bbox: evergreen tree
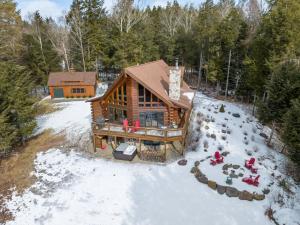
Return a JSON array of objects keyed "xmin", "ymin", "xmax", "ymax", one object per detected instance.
[{"xmin": 282, "ymin": 98, "xmax": 300, "ymax": 165}]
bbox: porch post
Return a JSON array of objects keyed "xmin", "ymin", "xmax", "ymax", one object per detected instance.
[{"xmin": 93, "ymin": 135, "xmax": 96, "ymax": 153}]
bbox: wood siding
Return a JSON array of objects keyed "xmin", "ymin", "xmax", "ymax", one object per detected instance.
[
  {"xmin": 91, "ymin": 76, "xmax": 184, "ymax": 127},
  {"xmin": 49, "ymin": 85, "xmax": 96, "ymax": 98}
]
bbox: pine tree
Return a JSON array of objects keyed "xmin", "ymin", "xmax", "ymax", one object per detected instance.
[{"xmin": 282, "ymin": 98, "xmax": 300, "ymax": 165}]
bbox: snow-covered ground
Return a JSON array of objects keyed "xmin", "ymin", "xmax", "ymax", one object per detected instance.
[{"xmin": 2, "ymin": 93, "xmax": 300, "ymax": 225}]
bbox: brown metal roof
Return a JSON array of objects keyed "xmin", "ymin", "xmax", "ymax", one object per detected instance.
[
  {"xmin": 88, "ymin": 60, "xmax": 194, "ymax": 109},
  {"xmin": 48, "ymin": 71, "xmax": 97, "ymax": 86}
]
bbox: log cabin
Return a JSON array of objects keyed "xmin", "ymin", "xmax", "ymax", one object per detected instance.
[
  {"xmin": 48, "ymin": 70, "xmax": 97, "ymax": 98},
  {"xmin": 88, "ymin": 60, "xmax": 195, "ymax": 162}
]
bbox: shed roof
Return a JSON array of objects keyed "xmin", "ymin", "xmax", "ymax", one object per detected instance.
[
  {"xmin": 48, "ymin": 72, "xmax": 97, "ymax": 86},
  {"xmin": 88, "ymin": 60, "xmax": 194, "ymax": 109}
]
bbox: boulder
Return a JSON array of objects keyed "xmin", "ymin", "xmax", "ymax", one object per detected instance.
[
  {"xmin": 190, "ymin": 167, "xmax": 199, "ymax": 174},
  {"xmin": 229, "ymin": 173, "xmax": 239, "ymax": 179},
  {"xmin": 259, "ymin": 132, "xmax": 268, "ymax": 139},
  {"xmin": 194, "ymin": 161, "xmax": 200, "ymax": 167},
  {"xmin": 262, "ymin": 189, "xmax": 270, "ymax": 195},
  {"xmin": 222, "ymin": 164, "xmax": 232, "ymax": 170},
  {"xmin": 217, "ymin": 185, "xmax": 226, "ymax": 195},
  {"xmin": 226, "ymin": 187, "xmax": 239, "ymax": 198},
  {"xmin": 211, "ymin": 134, "xmax": 216, "ymax": 139},
  {"xmin": 223, "ymin": 170, "xmax": 229, "ymax": 175},
  {"xmin": 196, "ymin": 175, "xmax": 208, "ymax": 184},
  {"xmin": 207, "ymin": 180, "xmax": 217, "ymax": 190},
  {"xmin": 221, "ymin": 151, "xmax": 230, "ymax": 157},
  {"xmin": 253, "ymin": 193, "xmax": 265, "ymax": 201},
  {"xmin": 232, "ymin": 113, "xmax": 241, "ymax": 118},
  {"xmin": 239, "ymin": 191, "xmax": 253, "ymax": 201},
  {"xmin": 178, "ymin": 159, "xmax": 187, "ymax": 166},
  {"xmin": 232, "ymin": 165, "xmax": 240, "ymax": 169}
]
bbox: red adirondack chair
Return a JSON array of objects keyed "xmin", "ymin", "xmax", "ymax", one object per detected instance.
[
  {"xmin": 131, "ymin": 120, "xmax": 140, "ymax": 132},
  {"xmin": 242, "ymin": 175, "xmax": 260, "ymax": 187},
  {"xmin": 123, "ymin": 118, "xmax": 129, "ymax": 131},
  {"xmin": 210, "ymin": 151, "xmax": 224, "ymax": 165},
  {"xmin": 245, "ymin": 157, "xmax": 258, "ymax": 173}
]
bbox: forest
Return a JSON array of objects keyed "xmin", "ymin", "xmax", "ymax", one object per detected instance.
[{"xmin": 0, "ymin": 0, "xmax": 299, "ymax": 165}]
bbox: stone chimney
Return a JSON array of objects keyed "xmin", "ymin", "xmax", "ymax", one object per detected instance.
[{"xmin": 169, "ymin": 59, "xmax": 181, "ymax": 101}]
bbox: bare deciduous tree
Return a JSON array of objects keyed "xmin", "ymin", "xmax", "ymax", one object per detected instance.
[
  {"xmin": 112, "ymin": 0, "xmax": 147, "ymax": 33},
  {"xmin": 47, "ymin": 16, "xmax": 71, "ymax": 71},
  {"xmin": 28, "ymin": 12, "xmax": 47, "ymax": 66},
  {"xmin": 68, "ymin": 7, "xmax": 86, "ymax": 71},
  {"xmin": 180, "ymin": 4, "xmax": 196, "ymax": 34},
  {"xmin": 161, "ymin": 2, "xmax": 181, "ymax": 37}
]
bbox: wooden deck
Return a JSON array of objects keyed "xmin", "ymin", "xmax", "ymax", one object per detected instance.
[{"xmin": 93, "ymin": 123, "xmax": 187, "ymax": 142}]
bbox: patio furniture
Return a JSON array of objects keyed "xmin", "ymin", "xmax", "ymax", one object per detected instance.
[
  {"xmin": 245, "ymin": 157, "xmax": 258, "ymax": 173},
  {"xmin": 210, "ymin": 151, "xmax": 224, "ymax": 165},
  {"xmin": 242, "ymin": 175, "xmax": 260, "ymax": 187},
  {"xmin": 113, "ymin": 143, "xmax": 137, "ymax": 161}
]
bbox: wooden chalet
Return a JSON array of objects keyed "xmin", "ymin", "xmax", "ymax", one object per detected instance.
[
  {"xmin": 87, "ymin": 60, "xmax": 194, "ymax": 162},
  {"xmin": 48, "ymin": 71, "xmax": 97, "ymax": 98}
]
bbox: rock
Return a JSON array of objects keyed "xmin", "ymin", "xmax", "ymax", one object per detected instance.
[
  {"xmin": 194, "ymin": 161, "xmax": 200, "ymax": 167},
  {"xmin": 222, "ymin": 124, "xmax": 226, "ymax": 127},
  {"xmin": 178, "ymin": 159, "xmax": 187, "ymax": 166},
  {"xmin": 200, "ymin": 159, "xmax": 205, "ymax": 162},
  {"xmin": 217, "ymin": 185, "xmax": 226, "ymax": 195},
  {"xmin": 205, "ymin": 125, "xmax": 209, "ymax": 130},
  {"xmin": 222, "ymin": 129, "xmax": 227, "ymax": 133},
  {"xmin": 211, "ymin": 134, "xmax": 216, "ymax": 139},
  {"xmin": 204, "ymin": 149, "xmax": 208, "ymax": 152},
  {"xmin": 221, "ymin": 135, "xmax": 227, "ymax": 140},
  {"xmin": 253, "ymin": 193, "xmax": 265, "ymax": 201},
  {"xmin": 239, "ymin": 191, "xmax": 253, "ymax": 201},
  {"xmin": 259, "ymin": 132, "xmax": 268, "ymax": 139},
  {"xmin": 223, "ymin": 170, "xmax": 229, "ymax": 175},
  {"xmin": 221, "ymin": 151, "xmax": 230, "ymax": 157},
  {"xmin": 232, "ymin": 165, "xmax": 240, "ymax": 169},
  {"xmin": 262, "ymin": 189, "xmax": 270, "ymax": 195},
  {"xmin": 226, "ymin": 187, "xmax": 239, "ymax": 197},
  {"xmin": 232, "ymin": 113, "xmax": 241, "ymax": 118},
  {"xmin": 196, "ymin": 175, "xmax": 208, "ymax": 184},
  {"xmin": 190, "ymin": 167, "xmax": 199, "ymax": 174},
  {"xmin": 238, "ymin": 173, "xmax": 244, "ymax": 177},
  {"xmin": 222, "ymin": 164, "xmax": 232, "ymax": 170},
  {"xmin": 208, "ymin": 180, "xmax": 217, "ymax": 190},
  {"xmin": 230, "ymin": 173, "xmax": 239, "ymax": 179},
  {"xmin": 206, "ymin": 156, "xmax": 212, "ymax": 159}
]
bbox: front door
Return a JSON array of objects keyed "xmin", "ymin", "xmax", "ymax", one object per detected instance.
[
  {"xmin": 53, "ymin": 88, "xmax": 64, "ymax": 98},
  {"xmin": 140, "ymin": 112, "xmax": 164, "ymax": 128}
]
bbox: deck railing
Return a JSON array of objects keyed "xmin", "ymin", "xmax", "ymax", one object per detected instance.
[{"xmin": 92, "ymin": 122, "xmax": 186, "ymax": 142}]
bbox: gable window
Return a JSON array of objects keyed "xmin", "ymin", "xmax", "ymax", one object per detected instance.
[
  {"xmin": 138, "ymin": 84, "xmax": 164, "ymax": 107},
  {"xmin": 107, "ymin": 81, "xmax": 127, "ymax": 106},
  {"xmin": 72, "ymin": 88, "xmax": 85, "ymax": 93}
]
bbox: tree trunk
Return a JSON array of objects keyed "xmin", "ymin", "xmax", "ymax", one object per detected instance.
[
  {"xmin": 197, "ymin": 52, "xmax": 203, "ymax": 91},
  {"xmin": 267, "ymin": 121, "xmax": 276, "ymax": 146},
  {"xmin": 225, "ymin": 49, "xmax": 232, "ymax": 99}
]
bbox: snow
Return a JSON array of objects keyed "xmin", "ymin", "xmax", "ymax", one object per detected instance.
[
  {"xmin": 3, "ymin": 92, "xmax": 300, "ymax": 225},
  {"xmin": 35, "ymin": 101, "xmax": 91, "ymax": 144},
  {"xmin": 183, "ymin": 92, "xmax": 195, "ymax": 102}
]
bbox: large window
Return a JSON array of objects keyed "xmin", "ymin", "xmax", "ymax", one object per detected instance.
[
  {"xmin": 72, "ymin": 88, "xmax": 85, "ymax": 93},
  {"xmin": 139, "ymin": 112, "xmax": 164, "ymax": 128},
  {"xmin": 138, "ymin": 84, "xmax": 164, "ymax": 107},
  {"xmin": 108, "ymin": 82, "xmax": 127, "ymax": 106},
  {"xmin": 108, "ymin": 106, "xmax": 127, "ymax": 123}
]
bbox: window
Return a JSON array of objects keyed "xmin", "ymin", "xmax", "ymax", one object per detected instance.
[
  {"xmin": 107, "ymin": 81, "xmax": 127, "ymax": 106},
  {"xmin": 108, "ymin": 106, "xmax": 127, "ymax": 123},
  {"xmin": 138, "ymin": 83, "xmax": 164, "ymax": 108},
  {"xmin": 140, "ymin": 112, "xmax": 164, "ymax": 127},
  {"xmin": 72, "ymin": 88, "xmax": 85, "ymax": 93}
]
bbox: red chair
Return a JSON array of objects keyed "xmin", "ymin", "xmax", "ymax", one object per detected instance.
[
  {"xmin": 210, "ymin": 151, "xmax": 224, "ymax": 165},
  {"xmin": 123, "ymin": 119, "xmax": 128, "ymax": 131},
  {"xmin": 245, "ymin": 157, "xmax": 258, "ymax": 173},
  {"xmin": 131, "ymin": 120, "xmax": 141, "ymax": 133},
  {"xmin": 242, "ymin": 175, "xmax": 260, "ymax": 187}
]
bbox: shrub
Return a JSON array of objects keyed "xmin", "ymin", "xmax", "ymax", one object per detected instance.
[{"xmin": 219, "ymin": 104, "xmax": 225, "ymax": 113}]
